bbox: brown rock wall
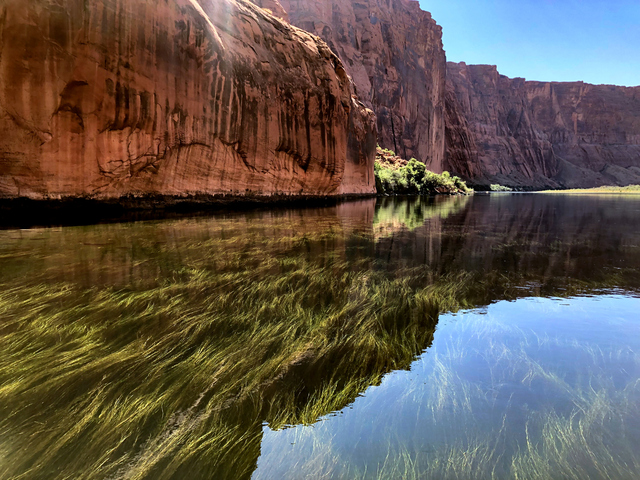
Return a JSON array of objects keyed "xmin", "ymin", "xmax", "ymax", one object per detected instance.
[
  {"xmin": 0, "ymin": 0, "xmax": 376, "ymax": 200},
  {"xmin": 444, "ymin": 81, "xmax": 479, "ymax": 180},
  {"xmin": 279, "ymin": 0, "xmax": 447, "ymax": 173},
  {"xmin": 446, "ymin": 62, "xmax": 640, "ymax": 189}
]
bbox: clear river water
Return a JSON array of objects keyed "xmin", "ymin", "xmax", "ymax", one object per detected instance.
[{"xmin": 1, "ymin": 193, "xmax": 639, "ymax": 479}]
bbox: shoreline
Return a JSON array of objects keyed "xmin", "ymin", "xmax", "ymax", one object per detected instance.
[
  {"xmin": 539, "ymin": 186, "xmax": 640, "ymax": 195},
  {"xmin": 6, "ymin": 185, "xmax": 639, "ymax": 230},
  {"xmin": 0, "ymin": 194, "xmax": 378, "ymax": 230},
  {"xmin": 0, "ymin": 191, "xmax": 479, "ymax": 230}
]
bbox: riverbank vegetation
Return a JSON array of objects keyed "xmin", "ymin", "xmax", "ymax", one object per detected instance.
[
  {"xmin": 2, "ymin": 201, "xmax": 639, "ymax": 479},
  {"xmin": 374, "ymin": 147, "xmax": 471, "ymax": 195},
  {"xmin": 545, "ymin": 185, "xmax": 640, "ymax": 194}
]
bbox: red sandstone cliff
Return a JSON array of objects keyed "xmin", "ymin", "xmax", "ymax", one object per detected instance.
[
  {"xmin": 277, "ymin": 0, "xmax": 447, "ymax": 173},
  {"xmin": 0, "ymin": 0, "xmax": 376, "ymax": 200},
  {"xmin": 446, "ymin": 62, "xmax": 640, "ymax": 189},
  {"xmin": 251, "ymin": 0, "xmax": 289, "ymax": 21},
  {"xmin": 271, "ymin": 0, "xmax": 640, "ymax": 190}
]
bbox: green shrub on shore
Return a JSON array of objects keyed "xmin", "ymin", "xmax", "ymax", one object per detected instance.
[
  {"xmin": 490, "ymin": 184, "xmax": 512, "ymax": 192},
  {"xmin": 375, "ymin": 159, "xmax": 471, "ymax": 196}
]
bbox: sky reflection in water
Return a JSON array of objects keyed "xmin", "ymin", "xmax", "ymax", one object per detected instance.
[{"xmin": 256, "ymin": 294, "xmax": 640, "ymax": 479}]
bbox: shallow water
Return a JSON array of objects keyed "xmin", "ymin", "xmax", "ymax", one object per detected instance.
[
  {"xmin": 255, "ymin": 295, "xmax": 640, "ymax": 479},
  {"xmin": 1, "ymin": 194, "xmax": 640, "ymax": 479}
]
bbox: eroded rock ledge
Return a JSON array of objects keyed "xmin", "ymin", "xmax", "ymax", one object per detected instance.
[{"xmin": 0, "ymin": 0, "xmax": 376, "ymax": 200}]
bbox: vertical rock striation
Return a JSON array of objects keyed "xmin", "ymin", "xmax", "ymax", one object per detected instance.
[
  {"xmin": 446, "ymin": 62, "xmax": 640, "ymax": 189},
  {"xmin": 444, "ymin": 80, "xmax": 479, "ymax": 180},
  {"xmin": 278, "ymin": 0, "xmax": 447, "ymax": 173},
  {"xmin": 0, "ymin": 0, "xmax": 376, "ymax": 200}
]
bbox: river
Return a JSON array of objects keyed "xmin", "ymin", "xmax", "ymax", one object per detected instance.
[{"xmin": 1, "ymin": 194, "xmax": 639, "ymax": 479}]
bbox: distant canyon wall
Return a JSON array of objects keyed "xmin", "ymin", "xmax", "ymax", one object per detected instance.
[
  {"xmin": 0, "ymin": 0, "xmax": 376, "ymax": 200},
  {"xmin": 264, "ymin": 0, "xmax": 640, "ymax": 189},
  {"xmin": 445, "ymin": 62, "xmax": 640, "ymax": 189},
  {"xmin": 276, "ymin": 0, "xmax": 448, "ymax": 173}
]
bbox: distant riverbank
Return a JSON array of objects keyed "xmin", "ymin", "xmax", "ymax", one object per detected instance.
[{"xmin": 543, "ymin": 185, "xmax": 640, "ymax": 195}]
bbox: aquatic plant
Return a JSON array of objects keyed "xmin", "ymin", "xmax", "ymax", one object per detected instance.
[
  {"xmin": 1, "ymin": 196, "xmax": 640, "ymax": 479},
  {"xmin": 254, "ymin": 301, "xmax": 640, "ymax": 480},
  {"xmin": 0, "ymin": 220, "xmax": 478, "ymax": 479}
]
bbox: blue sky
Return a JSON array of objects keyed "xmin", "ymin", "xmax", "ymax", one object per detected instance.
[{"xmin": 420, "ymin": 0, "xmax": 640, "ymax": 86}]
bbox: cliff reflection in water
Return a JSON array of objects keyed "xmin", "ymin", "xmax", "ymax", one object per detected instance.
[{"xmin": 0, "ymin": 195, "xmax": 640, "ymax": 479}]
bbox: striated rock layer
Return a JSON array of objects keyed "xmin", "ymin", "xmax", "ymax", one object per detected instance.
[
  {"xmin": 446, "ymin": 62, "xmax": 640, "ymax": 189},
  {"xmin": 278, "ymin": 0, "xmax": 447, "ymax": 173},
  {"xmin": 0, "ymin": 0, "xmax": 376, "ymax": 200}
]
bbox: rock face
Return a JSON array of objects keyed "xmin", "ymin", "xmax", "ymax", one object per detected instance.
[
  {"xmin": 446, "ymin": 62, "xmax": 640, "ymax": 189},
  {"xmin": 251, "ymin": 0, "xmax": 289, "ymax": 21},
  {"xmin": 443, "ymin": 80, "xmax": 479, "ymax": 180},
  {"xmin": 278, "ymin": 0, "xmax": 447, "ymax": 173},
  {"xmin": 0, "ymin": 0, "xmax": 376, "ymax": 200}
]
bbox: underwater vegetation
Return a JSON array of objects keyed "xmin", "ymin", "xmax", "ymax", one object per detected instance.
[
  {"xmin": 255, "ymin": 297, "xmax": 640, "ymax": 480},
  {"xmin": 0, "ymin": 195, "xmax": 640, "ymax": 479},
  {"xmin": 0, "ymin": 241, "xmax": 470, "ymax": 478}
]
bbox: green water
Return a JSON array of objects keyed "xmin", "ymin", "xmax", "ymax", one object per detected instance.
[{"xmin": 1, "ymin": 194, "xmax": 639, "ymax": 479}]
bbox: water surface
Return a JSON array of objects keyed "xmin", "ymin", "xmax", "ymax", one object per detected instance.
[{"xmin": 1, "ymin": 194, "xmax": 639, "ymax": 479}]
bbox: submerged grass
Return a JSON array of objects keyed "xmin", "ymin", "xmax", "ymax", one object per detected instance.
[
  {"xmin": 1, "ymin": 198, "xmax": 640, "ymax": 479},
  {"xmin": 254, "ymin": 303, "xmax": 640, "ymax": 480},
  {"xmin": 0, "ymin": 224, "xmax": 480, "ymax": 480},
  {"xmin": 1, "ymin": 264, "xmax": 635, "ymax": 478}
]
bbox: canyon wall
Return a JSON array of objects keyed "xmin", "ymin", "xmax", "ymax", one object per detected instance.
[
  {"xmin": 278, "ymin": 0, "xmax": 447, "ymax": 173},
  {"xmin": 0, "ymin": 0, "xmax": 376, "ymax": 200},
  {"xmin": 275, "ymin": 0, "xmax": 640, "ymax": 190},
  {"xmin": 3, "ymin": 0, "xmax": 638, "ymax": 199},
  {"xmin": 446, "ymin": 63, "xmax": 640, "ymax": 189}
]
